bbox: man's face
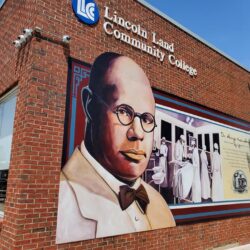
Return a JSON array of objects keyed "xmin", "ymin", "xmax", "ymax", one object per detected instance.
[{"xmin": 93, "ymin": 57, "xmax": 155, "ymax": 181}]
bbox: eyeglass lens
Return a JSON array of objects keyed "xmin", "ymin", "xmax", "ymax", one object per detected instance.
[{"xmin": 115, "ymin": 104, "xmax": 155, "ymax": 132}]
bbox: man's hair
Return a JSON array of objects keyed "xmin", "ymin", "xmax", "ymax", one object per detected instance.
[
  {"xmin": 88, "ymin": 52, "xmax": 122, "ymax": 96},
  {"xmin": 82, "ymin": 52, "xmax": 123, "ymax": 157},
  {"xmin": 81, "ymin": 52, "xmax": 123, "ymax": 124}
]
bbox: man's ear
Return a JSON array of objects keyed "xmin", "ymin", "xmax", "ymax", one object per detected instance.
[{"xmin": 81, "ymin": 86, "xmax": 93, "ymax": 121}]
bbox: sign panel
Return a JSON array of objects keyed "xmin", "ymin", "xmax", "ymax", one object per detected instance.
[
  {"xmin": 57, "ymin": 55, "xmax": 250, "ymax": 244},
  {"xmin": 72, "ymin": 0, "xmax": 99, "ymax": 25}
]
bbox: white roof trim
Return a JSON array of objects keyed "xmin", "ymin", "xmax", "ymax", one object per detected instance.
[{"xmin": 137, "ymin": 0, "xmax": 250, "ymax": 72}]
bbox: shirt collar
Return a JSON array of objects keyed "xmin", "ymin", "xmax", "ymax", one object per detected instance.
[{"xmin": 80, "ymin": 141, "xmax": 141, "ymax": 195}]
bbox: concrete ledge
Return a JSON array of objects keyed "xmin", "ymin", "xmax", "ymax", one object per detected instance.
[
  {"xmin": 212, "ymin": 243, "xmax": 250, "ymax": 250},
  {"xmin": 228, "ymin": 245, "xmax": 250, "ymax": 250}
]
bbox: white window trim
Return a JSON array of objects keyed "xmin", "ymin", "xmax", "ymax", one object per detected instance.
[
  {"xmin": 0, "ymin": 86, "xmax": 18, "ymax": 104},
  {"xmin": 0, "ymin": 86, "xmax": 18, "ymax": 216}
]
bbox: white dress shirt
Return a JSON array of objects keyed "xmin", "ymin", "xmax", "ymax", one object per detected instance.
[{"xmin": 81, "ymin": 142, "xmax": 152, "ymax": 231}]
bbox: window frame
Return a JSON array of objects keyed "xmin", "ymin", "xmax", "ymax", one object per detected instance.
[{"xmin": 0, "ymin": 86, "xmax": 18, "ymax": 217}]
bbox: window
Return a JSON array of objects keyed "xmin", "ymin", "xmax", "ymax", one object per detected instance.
[
  {"xmin": 213, "ymin": 133, "xmax": 220, "ymax": 153},
  {"xmin": 186, "ymin": 131, "xmax": 194, "ymax": 146},
  {"xmin": 205, "ymin": 134, "xmax": 210, "ymax": 152},
  {"xmin": 198, "ymin": 134, "xmax": 202, "ymax": 150},
  {"xmin": 175, "ymin": 126, "xmax": 184, "ymax": 142},
  {"xmin": 0, "ymin": 88, "xmax": 17, "ymax": 214},
  {"xmin": 161, "ymin": 120, "xmax": 172, "ymax": 141}
]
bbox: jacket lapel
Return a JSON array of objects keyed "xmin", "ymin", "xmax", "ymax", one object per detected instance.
[{"xmin": 62, "ymin": 148, "xmax": 120, "ymax": 221}]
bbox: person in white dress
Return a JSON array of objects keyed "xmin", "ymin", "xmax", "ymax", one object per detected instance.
[
  {"xmin": 159, "ymin": 137, "xmax": 168, "ymax": 174},
  {"xmin": 191, "ymin": 140, "xmax": 201, "ymax": 203},
  {"xmin": 174, "ymin": 134, "xmax": 185, "ymax": 162},
  {"xmin": 173, "ymin": 135, "xmax": 194, "ymax": 201},
  {"xmin": 200, "ymin": 145, "xmax": 211, "ymax": 200},
  {"xmin": 211, "ymin": 143, "xmax": 224, "ymax": 201}
]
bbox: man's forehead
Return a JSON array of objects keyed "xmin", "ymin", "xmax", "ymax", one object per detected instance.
[
  {"xmin": 104, "ymin": 56, "xmax": 150, "ymax": 87},
  {"xmin": 101, "ymin": 56, "xmax": 155, "ymax": 111}
]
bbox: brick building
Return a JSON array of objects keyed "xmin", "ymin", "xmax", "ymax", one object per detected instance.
[{"xmin": 0, "ymin": 0, "xmax": 249, "ymax": 249}]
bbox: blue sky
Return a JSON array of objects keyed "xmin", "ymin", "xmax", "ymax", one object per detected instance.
[
  {"xmin": 0, "ymin": 0, "xmax": 4, "ymax": 8},
  {"xmin": 144, "ymin": 0, "xmax": 250, "ymax": 70}
]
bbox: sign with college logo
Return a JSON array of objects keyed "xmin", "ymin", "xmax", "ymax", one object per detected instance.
[{"xmin": 72, "ymin": 0, "xmax": 99, "ymax": 25}]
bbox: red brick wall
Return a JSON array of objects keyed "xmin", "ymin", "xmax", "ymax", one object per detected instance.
[{"xmin": 0, "ymin": 0, "xmax": 249, "ymax": 249}]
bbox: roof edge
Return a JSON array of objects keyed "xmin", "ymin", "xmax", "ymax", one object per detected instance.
[{"xmin": 137, "ymin": 0, "xmax": 250, "ymax": 73}]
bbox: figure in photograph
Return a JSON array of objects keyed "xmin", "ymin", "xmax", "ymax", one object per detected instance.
[
  {"xmin": 172, "ymin": 135, "xmax": 194, "ymax": 201},
  {"xmin": 191, "ymin": 139, "xmax": 201, "ymax": 203},
  {"xmin": 159, "ymin": 137, "xmax": 168, "ymax": 174},
  {"xmin": 174, "ymin": 134, "xmax": 186, "ymax": 162},
  {"xmin": 238, "ymin": 174, "xmax": 247, "ymax": 192},
  {"xmin": 56, "ymin": 52, "xmax": 175, "ymax": 244},
  {"xmin": 200, "ymin": 145, "xmax": 211, "ymax": 200},
  {"xmin": 233, "ymin": 171, "xmax": 247, "ymax": 193},
  {"xmin": 211, "ymin": 143, "xmax": 224, "ymax": 201}
]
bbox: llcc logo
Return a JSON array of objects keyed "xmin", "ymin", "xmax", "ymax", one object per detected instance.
[{"xmin": 72, "ymin": 0, "xmax": 99, "ymax": 25}]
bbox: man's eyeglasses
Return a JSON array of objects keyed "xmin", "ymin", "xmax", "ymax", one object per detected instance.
[
  {"xmin": 83, "ymin": 86, "xmax": 157, "ymax": 133},
  {"xmin": 113, "ymin": 104, "xmax": 157, "ymax": 133}
]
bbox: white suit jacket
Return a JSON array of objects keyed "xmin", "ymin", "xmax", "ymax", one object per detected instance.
[{"xmin": 56, "ymin": 147, "xmax": 175, "ymax": 244}]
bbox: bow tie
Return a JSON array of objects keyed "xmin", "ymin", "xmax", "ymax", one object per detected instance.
[{"xmin": 118, "ymin": 184, "xmax": 150, "ymax": 213}]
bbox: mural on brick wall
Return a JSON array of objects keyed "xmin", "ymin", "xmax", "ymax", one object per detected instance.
[
  {"xmin": 56, "ymin": 52, "xmax": 250, "ymax": 244},
  {"xmin": 152, "ymin": 105, "xmax": 250, "ymax": 204},
  {"xmin": 56, "ymin": 52, "xmax": 176, "ymax": 244}
]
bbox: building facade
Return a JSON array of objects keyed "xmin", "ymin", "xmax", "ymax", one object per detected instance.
[{"xmin": 0, "ymin": 0, "xmax": 249, "ymax": 249}]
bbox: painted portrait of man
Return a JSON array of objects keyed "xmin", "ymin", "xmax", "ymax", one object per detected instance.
[{"xmin": 56, "ymin": 52, "xmax": 175, "ymax": 244}]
